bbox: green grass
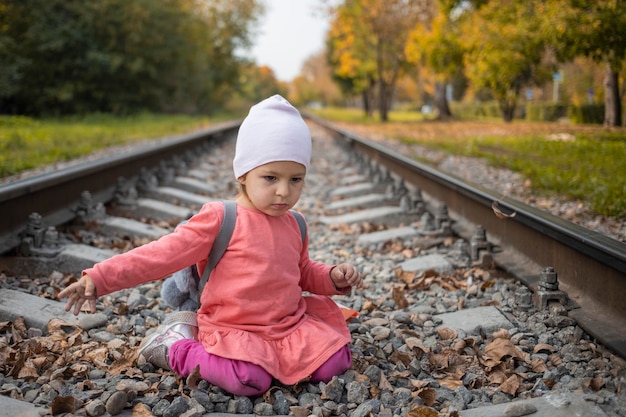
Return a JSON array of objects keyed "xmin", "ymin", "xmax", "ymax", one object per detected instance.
[
  {"xmin": 2, "ymin": 109, "xmax": 624, "ymax": 218},
  {"xmin": 313, "ymin": 107, "xmax": 626, "ymax": 219},
  {"xmin": 0, "ymin": 113, "xmax": 224, "ymax": 178},
  {"xmin": 429, "ymin": 132, "xmax": 626, "ymax": 218}
]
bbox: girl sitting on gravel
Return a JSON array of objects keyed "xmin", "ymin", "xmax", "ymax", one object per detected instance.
[{"xmin": 58, "ymin": 94, "xmax": 363, "ymax": 397}]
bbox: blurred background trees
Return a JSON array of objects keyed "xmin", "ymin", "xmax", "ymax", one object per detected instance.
[
  {"xmin": 0, "ymin": 0, "xmax": 624, "ymax": 125},
  {"xmin": 0, "ymin": 0, "xmax": 262, "ymax": 115}
]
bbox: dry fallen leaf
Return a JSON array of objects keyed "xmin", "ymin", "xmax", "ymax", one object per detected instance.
[
  {"xmin": 186, "ymin": 365, "xmax": 202, "ymax": 390},
  {"xmin": 395, "ymin": 268, "xmax": 417, "ymax": 285},
  {"xmin": 500, "ymin": 374, "xmax": 520, "ymax": 395},
  {"xmin": 415, "ymin": 387, "xmax": 437, "ymax": 406},
  {"xmin": 392, "ymin": 286, "xmax": 409, "ymax": 309},
  {"xmin": 437, "ymin": 327, "xmax": 457, "ymax": 340},
  {"xmin": 492, "ymin": 200, "xmax": 517, "ymax": 219},
  {"xmin": 131, "ymin": 402, "xmax": 154, "ymax": 417},
  {"xmin": 50, "ymin": 396, "xmax": 79, "ymax": 415},
  {"xmin": 533, "ymin": 343, "xmax": 556, "ymax": 354},
  {"xmin": 406, "ymin": 405, "xmax": 438, "ymax": 417},
  {"xmin": 484, "ymin": 337, "xmax": 529, "ymax": 364}
]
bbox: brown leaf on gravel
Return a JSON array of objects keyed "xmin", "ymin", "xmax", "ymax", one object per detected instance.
[
  {"xmin": 125, "ymin": 367, "xmax": 143, "ymax": 379},
  {"xmin": 409, "ymin": 379, "xmax": 430, "ymax": 390},
  {"xmin": 390, "ymin": 349, "xmax": 414, "ymax": 366},
  {"xmin": 531, "ymin": 358, "xmax": 548, "ymax": 373},
  {"xmin": 50, "ymin": 395, "xmax": 79, "ymax": 415},
  {"xmin": 416, "ymin": 387, "xmax": 437, "ymax": 406},
  {"xmin": 481, "ymin": 280, "xmax": 496, "ymax": 291},
  {"xmin": 549, "ymin": 353, "xmax": 563, "ymax": 366},
  {"xmin": 500, "ymin": 374, "xmax": 521, "ymax": 395},
  {"xmin": 484, "ymin": 336, "xmax": 530, "ymax": 364},
  {"xmin": 131, "ymin": 403, "xmax": 154, "ymax": 417},
  {"xmin": 406, "ymin": 405, "xmax": 438, "ymax": 417},
  {"xmin": 533, "ymin": 343, "xmax": 556, "ymax": 354},
  {"xmin": 587, "ymin": 377, "xmax": 605, "ymax": 391},
  {"xmin": 392, "ymin": 285, "xmax": 409, "ymax": 309},
  {"xmin": 492, "ymin": 329, "xmax": 511, "ymax": 339},
  {"xmin": 186, "ymin": 365, "xmax": 202, "ymax": 390},
  {"xmin": 438, "ymin": 368, "xmax": 465, "ymax": 390},
  {"xmin": 437, "ymin": 327, "xmax": 457, "ymax": 340},
  {"xmin": 395, "ymin": 267, "xmax": 417, "ymax": 285},
  {"xmin": 108, "ymin": 347, "xmax": 137, "ymax": 375},
  {"xmin": 405, "ymin": 337, "xmax": 429, "ymax": 354},
  {"xmin": 12, "ymin": 317, "xmax": 28, "ymax": 343}
]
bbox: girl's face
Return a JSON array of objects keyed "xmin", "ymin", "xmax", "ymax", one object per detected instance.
[{"xmin": 236, "ymin": 160, "xmax": 306, "ymax": 216}]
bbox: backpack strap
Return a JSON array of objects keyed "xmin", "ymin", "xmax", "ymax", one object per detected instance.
[
  {"xmin": 290, "ymin": 210, "xmax": 307, "ymax": 243},
  {"xmin": 198, "ymin": 200, "xmax": 237, "ymax": 295}
]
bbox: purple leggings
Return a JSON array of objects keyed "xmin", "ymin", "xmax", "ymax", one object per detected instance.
[{"xmin": 169, "ymin": 339, "xmax": 352, "ymax": 396}]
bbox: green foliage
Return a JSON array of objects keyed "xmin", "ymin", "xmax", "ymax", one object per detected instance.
[
  {"xmin": 449, "ymin": 101, "xmax": 515, "ymax": 120},
  {"xmin": 0, "ymin": 0, "xmax": 262, "ymax": 116},
  {"xmin": 525, "ymin": 103, "xmax": 568, "ymax": 122},
  {"xmin": 309, "ymin": 107, "xmax": 424, "ymax": 123},
  {"xmin": 458, "ymin": 0, "xmax": 553, "ymax": 122},
  {"xmin": 568, "ymin": 104, "xmax": 605, "ymax": 125},
  {"xmin": 0, "ymin": 113, "xmax": 222, "ymax": 178}
]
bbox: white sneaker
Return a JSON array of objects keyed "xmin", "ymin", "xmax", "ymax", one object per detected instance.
[{"xmin": 137, "ymin": 311, "xmax": 198, "ymax": 370}]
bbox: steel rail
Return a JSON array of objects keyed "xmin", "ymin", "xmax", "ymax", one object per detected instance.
[
  {"xmin": 0, "ymin": 115, "xmax": 624, "ymax": 357},
  {"xmin": 308, "ymin": 115, "xmax": 626, "ymax": 358},
  {"xmin": 0, "ymin": 122, "xmax": 239, "ymax": 255}
]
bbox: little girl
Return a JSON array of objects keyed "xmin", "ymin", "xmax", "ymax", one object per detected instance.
[{"xmin": 58, "ymin": 95, "xmax": 363, "ymax": 396}]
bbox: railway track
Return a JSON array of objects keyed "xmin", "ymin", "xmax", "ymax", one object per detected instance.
[{"xmin": 0, "ymin": 117, "xmax": 624, "ymax": 417}]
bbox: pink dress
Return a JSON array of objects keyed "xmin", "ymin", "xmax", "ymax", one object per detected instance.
[{"xmin": 85, "ymin": 201, "xmax": 351, "ymax": 384}]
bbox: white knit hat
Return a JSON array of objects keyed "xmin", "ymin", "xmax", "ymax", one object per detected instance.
[{"xmin": 233, "ymin": 95, "xmax": 311, "ymax": 178}]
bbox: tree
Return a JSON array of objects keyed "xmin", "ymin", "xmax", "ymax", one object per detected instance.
[
  {"xmin": 289, "ymin": 51, "xmax": 341, "ymax": 107},
  {"xmin": 326, "ymin": 0, "xmax": 377, "ymax": 117},
  {"xmin": 327, "ymin": 0, "xmax": 430, "ymax": 121},
  {"xmin": 540, "ymin": 0, "xmax": 626, "ymax": 126},
  {"xmin": 406, "ymin": 1, "xmax": 463, "ymax": 119},
  {"xmin": 0, "ymin": 0, "xmax": 262, "ymax": 115},
  {"xmin": 457, "ymin": 0, "xmax": 552, "ymax": 122}
]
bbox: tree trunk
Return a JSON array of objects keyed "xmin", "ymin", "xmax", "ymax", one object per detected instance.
[
  {"xmin": 434, "ymin": 82, "xmax": 452, "ymax": 119},
  {"xmin": 362, "ymin": 90, "xmax": 371, "ymax": 118},
  {"xmin": 378, "ymin": 81, "xmax": 390, "ymax": 122},
  {"xmin": 499, "ymin": 99, "xmax": 516, "ymax": 122},
  {"xmin": 603, "ymin": 63, "xmax": 622, "ymax": 127}
]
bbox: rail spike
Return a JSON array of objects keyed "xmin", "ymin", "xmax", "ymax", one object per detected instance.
[
  {"xmin": 74, "ymin": 190, "xmax": 106, "ymax": 223},
  {"xmin": 17, "ymin": 213, "xmax": 62, "ymax": 257},
  {"xmin": 113, "ymin": 177, "xmax": 139, "ymax": 207},
  {"xmin": 535, "ymin": 266, "xmax": 569, "ymax": 311}
]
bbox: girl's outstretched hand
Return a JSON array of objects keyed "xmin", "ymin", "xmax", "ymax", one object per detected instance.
[
  {"xmin": 331, "ymin": 263, "xmax": 363, "ymax": 289},
  {"xmin": 58, "ymin": 274, "xmax": 98, "ymax": 315}
]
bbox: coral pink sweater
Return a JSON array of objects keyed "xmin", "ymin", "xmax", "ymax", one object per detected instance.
[{"xmin": 85, "ymin": 201, "xmax": 351, "ymax": 384}]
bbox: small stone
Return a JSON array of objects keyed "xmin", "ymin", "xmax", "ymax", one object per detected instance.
[
  {"xmin": 346, "ymin": 381, "xmax": 370, "ymax": 403},
  {"xmin": 115, "ymin": 379, "xmax": 149, "ymax": 393},
  {"xmin": 79, "ymin": 313, "xmax": 109, "ymax": 330},
  {"xmin": 105, "ymin": 391, "xmax": 127, "ymax": 416},
  {"xmin": 504, "ymin": 401, "xmax": 537, "ymax": 416},
  {"xmin": 85, "ymin": 399, "xmax": 106, "ymax": 417},
  {"xmin": 273, "ymin": 390, "xmax": 291, "ymax": 415},
  {"xmin": 253, "ymin": 402, "xmax": 275, "ymax": 415},
  {"xmin": 164, "ymin": 396, "xmax": 189, "ymax": 417},
  {"xmin": 290, "ymin": 405, "xmax": 310, "ymax": 417},
  {"xmin": 371, "ymin": 326, "xmax": 391, "ymax": 340},
  {"xmin": 320, "ymin": 376, "xmax": 344, "ymax": 402},
  {"xmin": 351, "ymin": 401, "xmax": 374, "ymax": 417}
]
